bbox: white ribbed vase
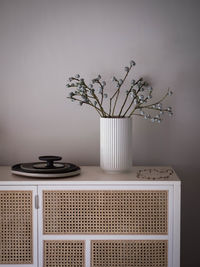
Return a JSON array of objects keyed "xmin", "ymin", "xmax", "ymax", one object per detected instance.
[{"xmin": 100, "ymin": 118, "xmax": 132, "ymax": 172}]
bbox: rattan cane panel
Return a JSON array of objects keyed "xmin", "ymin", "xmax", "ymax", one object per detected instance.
[
  {"xmin": 44, "ymin": 240, "xmax": 85, "ymax": 267},
  {"xmin": 0, "ymin": 191, "xmax": 33, "ymax": 264},
  {"xmin": 91, "ymin": 240, "xmax": 168, "ymax": 267},
  {"xmin": 43, "ymin": 190, "xmax": 168, "ymax": 235}
]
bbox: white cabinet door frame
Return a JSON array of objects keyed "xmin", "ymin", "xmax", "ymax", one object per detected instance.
[
  {"xmin": 0, "ymin": 185, "xmax": 38, "ymax": 267},
  {"xmin": 38, "ymin": 184, "xmax": 175, "ymax": 267}
]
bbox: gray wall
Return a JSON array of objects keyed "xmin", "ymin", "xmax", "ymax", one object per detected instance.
[{"xmin": 0, "ymin": 0, "xmax": 199, "ymax": 265}]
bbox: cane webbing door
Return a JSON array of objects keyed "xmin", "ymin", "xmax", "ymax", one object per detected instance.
[
  {"xmin": 43, "ymin": 190, "xmax": 168, "ymax": 235},
  {"xmin": 43, "ymin": 240, "xmax": 85, "ymax": 267},
  {"xmin": 91, "ymin": 240, "xmax": 168, "ymax": 267},
  {"xmin": 0, "ymin": 186, "xmax": 37, "ymax": 266}
]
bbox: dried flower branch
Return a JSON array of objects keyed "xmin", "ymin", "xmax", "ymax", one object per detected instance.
[{"xmin": 66, "ymin": 60, "xmax": 173, "ymax": 123}]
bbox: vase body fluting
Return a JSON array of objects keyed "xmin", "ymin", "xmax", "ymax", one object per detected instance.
[{"xmin": 100, "ymin": 118, "xmax": 132, "ymax": 172}]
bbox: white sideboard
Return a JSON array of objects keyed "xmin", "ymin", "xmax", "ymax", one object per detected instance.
[{"xmin": 0, "ymin": 166, "xmax": 181, "ymax": 267}]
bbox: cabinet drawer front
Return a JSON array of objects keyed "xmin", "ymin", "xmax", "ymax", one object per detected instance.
[
  {"xmin": 43, "ymin": 190, "xmax": 168, "ymax": 235},
  {"xmin": 0, "ymin": 191, "xmax": 33, "ymax": 264},
  {"xmin": 43, "ymin": 240, "xmax": 85, "ymax": 267},
  {"xmin": 91, "ymin": 240, "xmax": 168, "ymax": 267}
]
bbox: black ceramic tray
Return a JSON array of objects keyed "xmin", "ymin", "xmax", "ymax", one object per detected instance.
[{"xmin": 11, "ymin": 156, "xmax": 81, "ymax": 178}]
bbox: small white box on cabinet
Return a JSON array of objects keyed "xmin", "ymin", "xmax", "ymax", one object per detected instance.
[{"xmin": 0, "ymin": 166, "xmax": 181, "ymax": 267}]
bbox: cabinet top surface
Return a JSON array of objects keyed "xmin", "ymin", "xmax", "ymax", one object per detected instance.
[{"xmin": 0, "ymin": 166, "xmax": 180, "ymax": 185}]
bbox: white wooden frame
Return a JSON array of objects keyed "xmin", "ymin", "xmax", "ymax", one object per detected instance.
[
  {"xmin": 0, "ymin": 186, "xmax": 38, "ymax": 267},
  {"xmin": 38, "ymin": 184, "xmax": 176, "ymax": 267}
]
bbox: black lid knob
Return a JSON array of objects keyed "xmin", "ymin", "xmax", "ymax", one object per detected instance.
[{"xmin": 39, "ymin": 156, "xmax": 62, "ymax": 168}]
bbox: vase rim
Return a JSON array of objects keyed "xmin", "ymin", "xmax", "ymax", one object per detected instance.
[{"xmin": 100, "ymin": 117, "xmax": 131, "ymax": 119}]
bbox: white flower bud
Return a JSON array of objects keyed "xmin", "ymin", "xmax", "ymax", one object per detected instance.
[
  {"xmin": 139, "ymin": 95, "xmax": 144, "ymax": 100},
  {"xmin": 131, "ymin": 79, "xmax": 135, "ymax": 85},
  {"xmin": 130, "ymin": 60, "xmax": 136, "ymax": 66},
  {"xmin": 168, "ymin": 91, "xmax": 173, "ymax": 96}
]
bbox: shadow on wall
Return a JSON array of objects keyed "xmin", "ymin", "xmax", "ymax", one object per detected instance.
[{"xmin": 132, "ymin": 116, "xmax": 174, "ymax": 165}]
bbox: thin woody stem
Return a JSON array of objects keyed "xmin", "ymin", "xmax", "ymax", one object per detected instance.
[
  {"xmin": 118, "ymin": 78, "xmax": 142, "ymax": 117},
  {"xmin": 109, "ymin": 98, "xmax": 112, "ymax": 117},
  {"xmin": 75, "ymin": 91, "xmax": 97, "ymax": 101},
  {"xmin": 139, "ymin": 89, "xmax": 169, "ymax": 109},
  {"xmin": 127, "ymin": 104, "xmax": 139, "ymax": 118},
  {"xmin": 128, "ymin": 89, "xmax": 170, "ymax": 117},
  {"xmin": 118, "ymin": 87, "xmax": 133, "ymax": 117},
  {"xmin": 111, "ymin": 70, "xmax": 130, "ymax": 116},
  {"xmin": 139, "ymin": 107, "xmax": 169, "ymax": 112},
  {"xmin": 82, "ymin": 80, "xmax": 107, "ymax": 117},
  {"xmin": 122, "ymin": 83, "xmax": 143, "ymax": 117},
  {"xmin": 67, "ymin": 97, "xmax": 102, "ymax": 116},
  {"xmin": 127, "ymin": 96, "xmax": 149, "ymax": 118},
  {"xmin": 132, "ymin": 113, "xmax": 144, "ymax": 117},
  {"xmin": 70, "ymin": 77, "xmax": 105, "ymax": 115},
  {"xmin": 95, "ymin": 80, "xmax": 104, "ymax": 105}
]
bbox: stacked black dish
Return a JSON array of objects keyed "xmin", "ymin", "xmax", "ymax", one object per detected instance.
[{"xmin": 11, "ymin": 156, "xmax": 80, "ymax": 178}]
